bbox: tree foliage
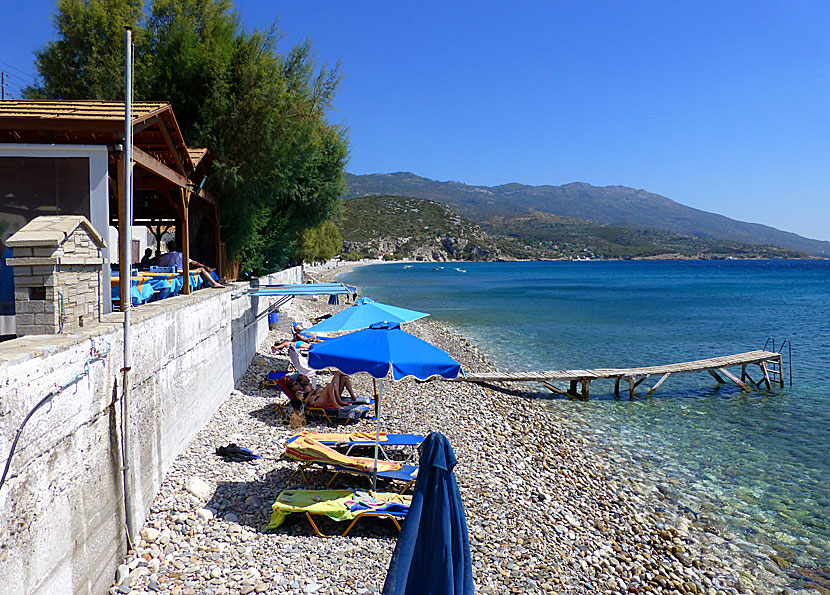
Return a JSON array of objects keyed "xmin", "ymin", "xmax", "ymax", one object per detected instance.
[
  {"xmin": 27, "ymin": 0, "xmax": 349, "ymax": 276},
  {"xmin": 293, "ymin": 220, "xmax": 342, "ymax": 265}
]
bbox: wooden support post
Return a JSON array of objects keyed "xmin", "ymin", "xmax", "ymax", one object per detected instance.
[
  {"xmin": 117, "ymin": 151, "xmax": 127, "ymax": 311},
  {"xmin": 741, "ymin": 364, "xmax": 747, "ymax": 381},
  {"xmin": 213, "ymin": 204, "xmax": 222, "ymax": 277},
  {"xmin": 759, "ymin": 362, "xmax": 772, "ymax": 390},
  {"xmin": 540, "ymin": 381, "xmax": 568, "ymax": 397},
  {"xmin": 743, "ymin": 370, "xmax": 756, "ymax": 385},
  {"xmin": 716, "ymin": 367, "xmax": 752, "ymax": 391},
  {"xmin": 568, "ymin": 379, "xmax": 579, "ymax": 397},
  {"xmin": 614, "ymin": 377, "xmax": 620, "ymax": 396},
  {"xmin": 708, "ymin": 369, "xmax": 726, "ymax": 383},
  {"xmin": 628, "ymin": 377, "xmax": 636, "ymax": 399},
  {"xmin": 777, "ymin": 355, "xmax": 785, "ymax": 387},
  {"xmin": 179, "ymin": 188, "xmax": 191, "ymax": 295},
  {"xmin": 581, "ymin": 379, "xmax": 591, "ymax": 400},
  {"xmin": 646, "ymin": 373, "xmax": 671, "ymax": 397}
]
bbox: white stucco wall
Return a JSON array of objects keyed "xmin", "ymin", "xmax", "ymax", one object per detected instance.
[{"xmin": 0, "ymin": 266, "xmax": 301, "ymax": 595}]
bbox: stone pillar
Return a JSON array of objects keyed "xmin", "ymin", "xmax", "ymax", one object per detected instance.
[{"xmin": 6, "ymin": 216, "xmax": 106, "ymax": 336}]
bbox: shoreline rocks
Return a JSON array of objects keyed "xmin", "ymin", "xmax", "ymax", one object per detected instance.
[{"xmin": 108, "ymin": 262, "xmax": 812, "ymax": 595}]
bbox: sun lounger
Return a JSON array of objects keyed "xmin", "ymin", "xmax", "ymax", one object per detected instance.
[
  {"xmin": 284, "ymin": 435, "xmax": 419, "ymax": 494},
  {"xmin": 267, "ymin": 489, "xmax": 411, "ymax": 537},
  {"xmin": 288, "ymin": 431, "xmax": 424, "ymax": 462},
  {"xmin": 263, "ymin": 372, "xmax": 370, "ymax": 425}
]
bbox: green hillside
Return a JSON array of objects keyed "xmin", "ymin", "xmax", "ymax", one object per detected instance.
[
  {"xmin": 336, "ymin": 196, "xmax": 808, "ymax": 261},
  {"xmin": 344, "ymin": 172, "xmax": 830, "ymax": 257},
  {"xmin": 336, "ymin": 196, "xmax": 505, "ymax": 261}
]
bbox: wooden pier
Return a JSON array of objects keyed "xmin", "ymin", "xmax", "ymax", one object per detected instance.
[{"xmin": 458, "ymin": 350, "xmax": 784, "ymax": 399}]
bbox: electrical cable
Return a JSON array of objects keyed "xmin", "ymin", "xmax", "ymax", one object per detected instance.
[{"xmin": 0, "ymin": 347, "xmax": 109, "ymax": 492}]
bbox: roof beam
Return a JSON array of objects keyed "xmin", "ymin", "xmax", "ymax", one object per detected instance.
[
  {"xmin": 157, "ymin": 117, "xmax": 188, "ymax": 176},
  {"xmin": 132, "ymin": 145, "xmax": 189, "ymax": 189}
]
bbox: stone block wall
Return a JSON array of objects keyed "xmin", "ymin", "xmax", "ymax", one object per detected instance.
[
  {"xmin": 6, "ymin": 216, "xmax": 105, "ymax": 337},
  {"xmin": 0, "ymin": 265, "xmax": 301, "ymax": 595}
]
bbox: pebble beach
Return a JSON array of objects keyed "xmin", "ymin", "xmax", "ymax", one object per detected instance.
[{"xmin": 107, "ymin": 262, "xmax": 804, "ymax": 595}]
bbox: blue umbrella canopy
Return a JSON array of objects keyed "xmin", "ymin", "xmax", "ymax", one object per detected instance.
[
  {"xmin": 308, "ymin": 322, "xmax": 463, "ymax": 491},
  {"xmin": 382, "ymin": 432, "xmax": 474, "ymax": 595},
  {"xmin": 306, "ymin": 297, "xmax": 428, "ymax": 334},
  {"xmin": 307, "ymin": 321, "xmax": 461, "ymax": 381}
]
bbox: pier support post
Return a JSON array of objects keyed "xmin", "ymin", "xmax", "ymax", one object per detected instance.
[
  {"xmin": 759, "ymin": 363, "xmax": 772, "ymax": 390},
  {"xmin": 646, "ymin": 373, "xmax": 671, "ymax": 397},
  {"xmin": 708, "ymin": 369, "xmax": 726, "ymax": 383},
  {"xmin": 716, "ymin": 367, "xmax": 752, "ymax": 391}
]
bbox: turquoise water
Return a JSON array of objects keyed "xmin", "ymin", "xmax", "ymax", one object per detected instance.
[{"xmin": 341, "ymin": 260, "xmax": 830, "ymax": 570}]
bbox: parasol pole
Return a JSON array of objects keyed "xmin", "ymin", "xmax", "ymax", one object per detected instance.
[{"xmin": 372, "ymin": 378, "xmax": 383, "ymax": 492}]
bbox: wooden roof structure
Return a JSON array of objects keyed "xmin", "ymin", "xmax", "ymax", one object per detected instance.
[{"xmin": 0, "ymin": 100, "xmax": 222, "ymax": 305}]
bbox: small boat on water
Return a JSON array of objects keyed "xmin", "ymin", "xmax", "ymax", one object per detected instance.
[
  {"xmin": 433, "ymin": 266, "xmax": 444, "ymax": 271},
  {"xmin": 403, "ymin": 265, "xmax": 413, "ymax": 269},
  {"xmin": 455, "ymin": 268, "xmax": 466, "ymax": 273}
]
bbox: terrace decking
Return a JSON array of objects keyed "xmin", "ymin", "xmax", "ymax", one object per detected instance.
[{"xmin": 459, "ymin": 350, "xmax": 784, "ymax": 399}]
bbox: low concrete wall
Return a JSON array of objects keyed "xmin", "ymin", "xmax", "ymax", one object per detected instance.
[{"xmin": 0, "ymin": 267, "xmax": 302, "ymax": 595}]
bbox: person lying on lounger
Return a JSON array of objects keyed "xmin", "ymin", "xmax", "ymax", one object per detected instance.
[
  {"xmin": 292, "ymin": 324, "xmax": 326, "ymax": 344},
  {"xmin": 272, "ymin": 339, "xmax": 310, "ymax": 352}
]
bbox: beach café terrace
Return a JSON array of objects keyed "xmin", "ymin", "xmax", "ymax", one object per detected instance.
[
  {"xmin": 0, "ymin": 101, "xmax": 312, "ymax": 595},
  {"xmin": 0, "ymin": 100, "xmax": 224, "ymax": 338}
]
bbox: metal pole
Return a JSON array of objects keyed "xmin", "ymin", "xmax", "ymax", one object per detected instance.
[
  {"xmin": 372, "ymin": 378, "xmax": 383, "ymax": 492},
  {"xmin": 121, "ymin": 26, "xmax": 136, "ymax": 547}
]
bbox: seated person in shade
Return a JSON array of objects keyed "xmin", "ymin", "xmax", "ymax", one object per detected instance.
[
  {"xmin": 158, "ymin": 240, "xmax": 224, "ymax": 288},
  {"xmin": 139, "ymin": 248, "xmax": 155, "ymax": 268}
]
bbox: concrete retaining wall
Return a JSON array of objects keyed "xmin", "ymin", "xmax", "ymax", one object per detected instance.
[{"xmin": 0, "ymin": 267, "xmax": 302, "ymax": 595}]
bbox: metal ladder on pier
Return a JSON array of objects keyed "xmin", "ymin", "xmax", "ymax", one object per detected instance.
[{"xmin": 762, "ymin": 337, "xmax": 792, "ymax": 387}]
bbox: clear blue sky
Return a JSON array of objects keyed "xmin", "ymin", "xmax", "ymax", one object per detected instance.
[{"xmin": 2, "ymin": 1, "xmax": 829, "ymax": 240}]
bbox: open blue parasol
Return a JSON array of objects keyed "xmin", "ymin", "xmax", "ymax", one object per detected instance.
[
  {"xmin": 306, "ymin": 297, "xmax": 428, "ymax": 334},
  {"xmin": 382, "ymin": 432, "xmax": 474, "ymax": 595},
  {"xmin": 307, "ymin": 322, "xmax": 463, "ymax": 489}
]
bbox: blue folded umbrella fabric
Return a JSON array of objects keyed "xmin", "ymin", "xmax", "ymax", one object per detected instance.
[{"xmin": 382, "ymin": 432, "xmax": 474, "ymax": 595}]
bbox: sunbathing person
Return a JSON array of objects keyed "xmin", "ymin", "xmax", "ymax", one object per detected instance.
[
  {"xmin": 272, "ymin": 339, "xmax": 309, "ymax": 353},
  {"xmin": 292, "ymin": 324, "xmax": 325, "ymax": 344},
  {"xmin": 298, "ymin": 371, "xmax": 357, "ymax": 408}
]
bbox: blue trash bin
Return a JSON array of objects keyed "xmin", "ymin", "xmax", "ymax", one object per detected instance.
[{"xmin": 268, "ymin": 312, "xmax": 279, "ymax": 329}]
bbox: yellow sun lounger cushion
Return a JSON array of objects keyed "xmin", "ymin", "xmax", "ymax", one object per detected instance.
[
  {"xmin": 267, "ymin": 489, "xmax": 411, "ymax": 531},
  {"xmin": 293, "ymin": 431, "xmax": 389, "ymax": 443},
  {"xmin": 284, "ymin": 435, "xmax": 402, "ymax": 473}
]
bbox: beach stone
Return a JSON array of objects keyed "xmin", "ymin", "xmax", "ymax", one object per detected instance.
[
  {"xmin": 141, "ymin": 527, "xmax": 160, "ymax": 543},
  {"xmin": 184, "ymin": 476, "xmax": 212, "ymax": 500},
  {"xmin": 196, "ymin": 508, "xmax": 214, "ymax": 521},
  {"xmin": 116, "ymin": 564, "xmax": 130, "ymax": 585}
]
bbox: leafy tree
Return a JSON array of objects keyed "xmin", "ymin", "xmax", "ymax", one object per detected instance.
[
  {"xmin": 27, "ymin": 0, "xmax": 144, "ymax": 100},
  {"xmin": 26, "ymin": 0, "xmax": 349, "ymax": 276},
  {"xmin": 293, "ymin": 220, "xmax": 342, "ymax": 264}
]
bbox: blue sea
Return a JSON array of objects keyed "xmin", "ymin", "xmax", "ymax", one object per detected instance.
[{"xmin": 341, "ymin": 260, "xmax": 830, "ymax": 572}]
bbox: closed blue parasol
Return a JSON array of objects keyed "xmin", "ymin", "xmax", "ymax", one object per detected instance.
[
  {"xmin": 382, "ymin": 432, "xmax": 474, "ymax": 595},
  {"xmin": 306, "ymin": 297, "xmax": 428, "ymax": 334},
  {"xmin": 307, "ymin": 322, "xmax": 463, "ymax": 489}
]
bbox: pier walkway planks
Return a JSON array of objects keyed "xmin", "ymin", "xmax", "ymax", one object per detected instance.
[{"xmin": 458, "ymin": 350, "xmax": 784, "ymax": 399}]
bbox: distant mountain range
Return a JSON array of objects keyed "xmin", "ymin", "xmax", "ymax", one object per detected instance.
[{"xmin": 344, "ymin": 172, "xmax": 830, "ymax": 257}]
